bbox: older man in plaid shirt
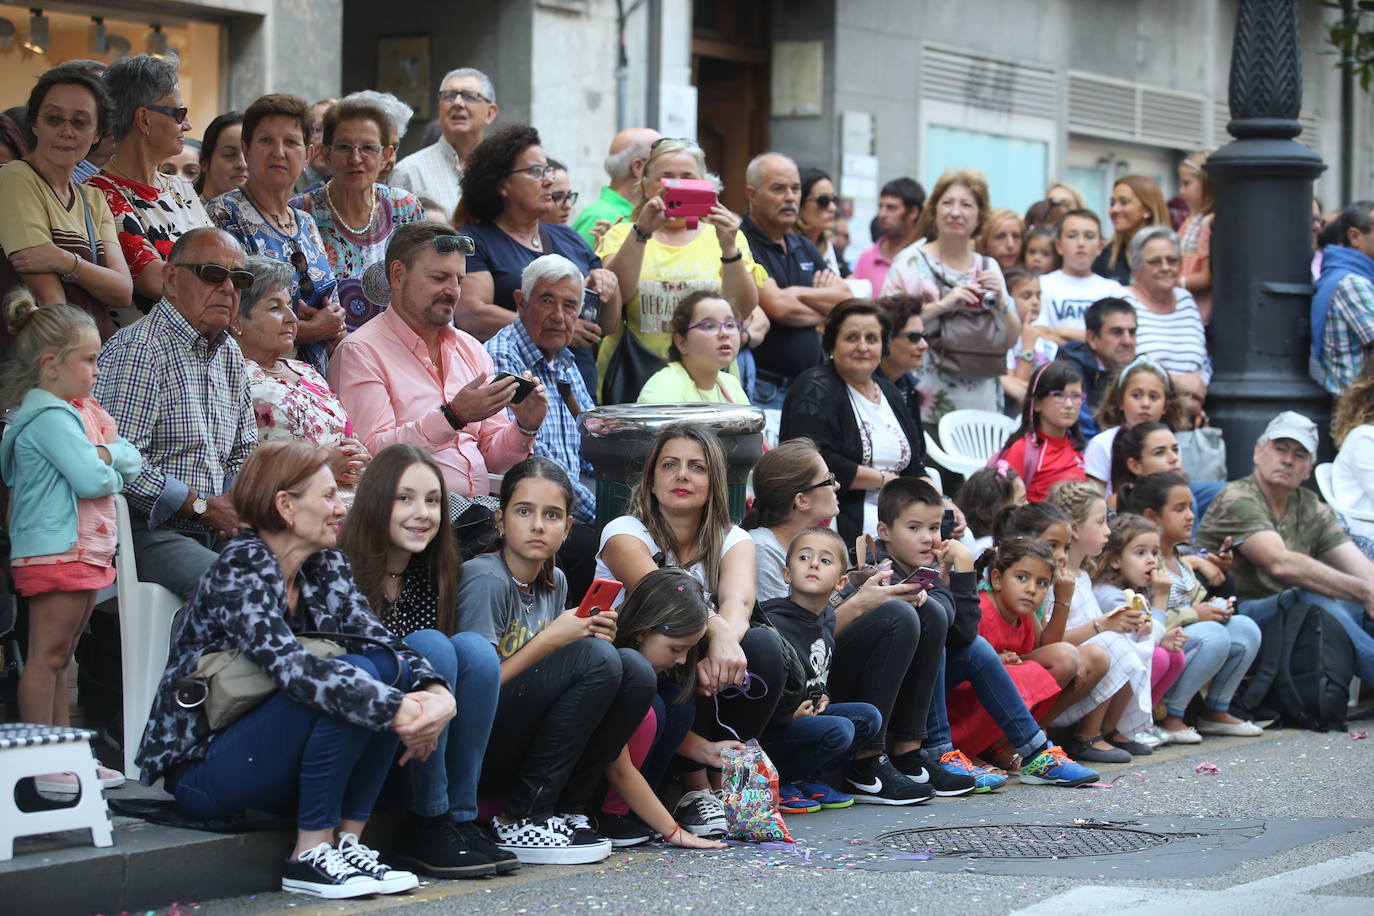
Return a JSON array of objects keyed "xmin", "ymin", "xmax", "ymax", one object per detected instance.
[
  {"xmin": 485, "ymin": 254, "xmax": 599, "ymax": 597},
  {"xmin": 95, "ymin": 227, "xmax": 259, "ymax": 599}
]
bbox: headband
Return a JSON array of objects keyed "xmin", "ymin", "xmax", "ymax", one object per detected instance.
[{"xmin": 1113, "ymin": 354, "xmax": 1172, "ymax": 393}]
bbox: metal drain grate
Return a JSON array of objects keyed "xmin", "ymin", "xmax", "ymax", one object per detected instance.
[{"xmin": 876, "ymin": 824, "xmax": 1174, "ymax": 859}]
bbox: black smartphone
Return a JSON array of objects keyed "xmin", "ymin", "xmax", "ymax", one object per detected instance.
[
  {"xmin": 940, "ymin": 508, "xmax": 955, "ymax": 541},
  {"xmin": 1227, "ymin": 537, "xmax": 1248, "ymax": 556},
  {"xmin": 492, "ymin": 371, "xmax": 537, "ymax": 404}
]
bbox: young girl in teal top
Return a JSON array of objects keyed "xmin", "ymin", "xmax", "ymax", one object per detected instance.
[{"xmin": 0, "ymin": 291, "xmax": 142, "ymax": 794}]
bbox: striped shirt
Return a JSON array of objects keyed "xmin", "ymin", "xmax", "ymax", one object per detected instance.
[
  {"xmin": 1126, "ymin": 287, "xmax": 1212, "ymax": 383},
  {"xmin": 94, "ymin": 300, "xmax": 258, "ymax": 531}
]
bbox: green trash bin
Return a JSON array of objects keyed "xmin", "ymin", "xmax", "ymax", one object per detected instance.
[{"xmin": 579, "ymin": 403, "xmax": 766, "ymax": 527}]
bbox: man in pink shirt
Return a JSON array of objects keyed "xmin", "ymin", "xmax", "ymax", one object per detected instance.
[
  {"xmin": 852, "ymin": 177, "xmax": 925, "ymax": 292},
  {"xmin": 328, "ymin": 222, "xmax": 547, "ymax": 497}
]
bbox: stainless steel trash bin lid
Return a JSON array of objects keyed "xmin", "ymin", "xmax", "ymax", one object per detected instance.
[{"xmin": 578, "ymin": 403, "xmax": 765, "ymax": 441}]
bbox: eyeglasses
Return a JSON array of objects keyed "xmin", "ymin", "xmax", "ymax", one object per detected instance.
[
  {"xmin": 1143, "ymin": 255, "xmax": 1181, "ymax": 268},
  {"xmin": 329, "ymin": 142, "xmax": 388, "ymax": 159},
  {"xmin": 808, "ymin": 194, "xmax": 838, "ymax": 209},
  {"xmin": 650, "ymin": 137, "xmax": 700, "ymax": 150},
  {"xmin": 289, "ymin": 242, "xmax": 316, "ymax": 303},
  {"xmin": 799, "ymin": 472, "xmax": 837, "ymax": 493},
  {"xmin": 551, "ymin": 190, "xmax": 579, "ymax": 207},
  {"xmin": 431, "ymin": 234, "xmax": 476, "ymax": 256},
  {"xmin": 39, "ymin": 113, "xmax": 95, "ymax": 132},
  {"xmin": 1045, "ymin": 389, "xmax": 1087, "ymax": 404},
  {"xmin": 898, "ymin": 330, "xmax": 927, "ymax": 343},
  {"xmin": 508, "ymin": 165, "xmax": 556, "ymax": 181},
  {"xmin": 686, "ymin": 318, "xmax": 743, "ymax": 335},
  {"xmin": 174, "ymin": 262, "xmax": 254, "ymax": 290},
  {"xmin": 439, "ymin": 89, "xmax": 491, "ymax": 105},
  {"xmin": 144, "ymin": 104, "xmax": 189, "ymax": 125},
  {"xmin": 1047, "ymin": 196, "xmax": 1073, "ymax": 208}
]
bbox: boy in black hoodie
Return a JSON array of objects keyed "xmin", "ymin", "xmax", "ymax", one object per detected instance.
[
  {"xmin": 876, "ymin": 478, "xmax": 1100, "ymax": 789},
  {"xmin": 759, "ymin": 527, "xmax": 926, "ymax": 810}
]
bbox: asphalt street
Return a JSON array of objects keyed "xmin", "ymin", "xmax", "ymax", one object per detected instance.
[{"xmin": 157, "ymin": 722, "xmax": 1374, "ymax": 916}]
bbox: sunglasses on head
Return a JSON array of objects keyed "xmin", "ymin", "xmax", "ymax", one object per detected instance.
[
  {"xmin": 431, "ymin": 234, "xmax": 476, "ymax": 256},
  {"xmin": 289, "ymin": 242, "xmax": 315, "ymax": 303},
  {"xmin": 650, "ymin": 137, "xmax": 700, "ymax": 150},
  {"xmin": 174, "ymin": 262, "xmax": 254, "ymax": 290}
]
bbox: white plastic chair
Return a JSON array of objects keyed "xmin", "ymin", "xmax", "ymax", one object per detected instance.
[
  {"xmin": 929, "ymin": 409, "xmax": 1018, "ymax": 478},
  {"xmin": 114, "ymin": 494, "xmax": 182, "ymax": 779}
]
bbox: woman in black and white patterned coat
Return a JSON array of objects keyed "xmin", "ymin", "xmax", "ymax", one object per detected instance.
[{"xmin": 136, "ymin": 440, "xmax": 456, "ymax": 900}]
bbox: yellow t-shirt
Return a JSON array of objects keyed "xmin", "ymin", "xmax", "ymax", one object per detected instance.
[
  {"xmin": 637, "ymin": 361, "xmax": 750, "ymax": 404},
  {"xmin": 595, "ymin": 221, "xmax": 766, "ymax": 380},
  {"xmin": 0, "ymin": 160, "xmax": 121, "ymax": 337}
]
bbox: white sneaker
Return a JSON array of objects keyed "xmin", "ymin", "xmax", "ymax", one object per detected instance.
[
  {"xmin": 1196, "ymin": 718, "xmax": 1264, "ymax": 737},
  {"xmin": 336, "ymin": 832, "xmax": 418, "ymax": 894},
  {"xmin": 1156, "ymin": 724, "xmax": 1203, "ymax": 744},
  {"xmin": 281, "ymin": 842, "xmax": 380, "ymax": 899},
  {"xmin": 97, "ymin": 766, "xmax": 126, "ymax": 790},
  {"xmin": 490, "ymin": 816, "xmax": 611, "ymax": 865},
  {"xmin": 1131, "ymin": 731, "xmax": 1163, "ymax": 748},
  {"xmin": 673, "ymin": 789, "xmax": 728, "ymax": 837}
]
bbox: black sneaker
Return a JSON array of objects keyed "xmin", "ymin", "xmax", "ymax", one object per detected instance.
[
  {"xmin": 892, "ymin": 748, "xmax": 977, "ymax": 796},
  {"xmin": 559, "ymin": 812, "xmax": 613, "ymax": 848},
  {"xmin": 490, "ymin": 815, "xmax": 612, "ymax": 865},
  {"xmin": 456, "ymin": 818, "xmax": 521, "ymax": 874},
  {"xmin": 842, "ymin": 753, "xmax": 933, "ymax": 805},
  {"xmin": 596, "ymin": 813, "xmax": 655, "ymax": 847},
  {"xmin": 281, "ymin": 842, "xmax": 380, "ymax": 899},
  {"xmin": 336, "ymin": 833, "xmax": 419, "ymax": 894},
  {"xmin": 389, "ymin": 814, "xmax": 498, "ymax": 879},
  {"xmin": 673, "ymin": 789, "xmax": 727, "ymax": 837}
]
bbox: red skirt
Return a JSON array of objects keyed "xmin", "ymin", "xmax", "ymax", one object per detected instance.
[
  {"xmin": 12, "ymin": 561, "xmax": 115, "ymax": 597},
  {"xmin": 947, "ymin": 658, "xmax": 1061, "ymax": 758}
]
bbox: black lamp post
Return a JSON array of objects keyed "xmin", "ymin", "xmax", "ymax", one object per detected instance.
[{"xmin": 1205, "ymin": 0, "xmax": 1328, "ymax": 476}]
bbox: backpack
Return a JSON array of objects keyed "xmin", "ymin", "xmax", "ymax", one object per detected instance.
[{"xmin": 1236, "ymin": 590, "xmax": 1356, "ymax": 731}]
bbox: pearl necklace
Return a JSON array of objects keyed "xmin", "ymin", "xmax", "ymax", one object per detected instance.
[
  {"xmin": 325, "ymin": 181, "xmax": 378, "ymax": 236},
  {"xmin": 501, "ymin": 549, "xmax": 534, "ymax": 590}
]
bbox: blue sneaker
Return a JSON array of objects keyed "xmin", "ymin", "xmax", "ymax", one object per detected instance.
[
  {"xmin": 794, "ymin": 780, "xmax": 854, "ymax": 809},
  {"xmin": 937, "ymin": 749, "xmax": 1007, "ymax": 793},
  {"xmin": 1017, "ymin": 743, "xmax": 1099, "ymax": 787},
  {"xmin": 777, "ymin": 784, "xmax": 821, "ymax": 814}
]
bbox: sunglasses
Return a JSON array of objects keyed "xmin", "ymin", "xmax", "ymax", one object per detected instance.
[
  {"xmin": 799, "ymin": 472, "xmax": 837, "ymax": 493},
  {"xmin": 898, "ymin": 330, "xmax": 927, "ymax": 343},
  {"xmin": 431, "ymin": 234, "xmax": 476, "ymax": 256},
  {"xmin": 174, "ymin": 262, "xmax": 254, "ymax": 290},
  {"xmin": 650, "ymin": 137, "xmax": 700, "ymax": 150},
  {"xmin": 289, "ymin": 242, "xmax": 315, "ymax": 303},
  {"xmin": 808, "ymin": 194, "xmax": 838, "ymax": 208},
  {"xmin": 145, "ymin": 103, "xmax": 189, "ymax": 125}
]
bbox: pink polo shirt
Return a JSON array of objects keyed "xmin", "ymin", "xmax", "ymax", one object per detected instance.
[
  {"xmin": 327, "ymin": 307, "xmax": 533, "ymax": 497},
  {"xmin": 851, "ymin": 242, "xmax": 893, "ymax": 291}
]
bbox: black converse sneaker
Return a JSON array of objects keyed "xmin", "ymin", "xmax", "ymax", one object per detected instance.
[
  {"xmin": 490, "ymin": 815, "xmax": 612, "ymax": 865},
  {"xmin": 673, "ymin": 788, "xmax": 728, "ymax": 837},
  {"xmin": 389, "ymin": 814, "xmax": 498, "ymax": 878},
  {"xmin": 336, "ymin": 833, "xmax": 419, "ymax": 894},
  {"xmin": 596, "ymin": 813, "xmax": 656, "ymax": 847},
  {"xmin": 843, "ymin": 753, "xmax": 934, "ymax": 805},
  {"xmin": 281, "ymin": 842, "xmax": 380, "ymax": 899}
]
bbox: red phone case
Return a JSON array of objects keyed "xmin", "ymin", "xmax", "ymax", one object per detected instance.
[{"xmin": 576, "ymin": 578, "xmax": 623, "ymax": 617}]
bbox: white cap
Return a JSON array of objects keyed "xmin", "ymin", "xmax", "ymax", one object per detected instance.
[{"xmin": 1260, "ymin": 410, "xmax": 1318, "ymax": 455}]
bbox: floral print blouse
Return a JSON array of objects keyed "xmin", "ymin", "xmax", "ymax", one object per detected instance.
[{"xmin": 245, "ymin": 358, "xmax": 352, "ymax": 448}]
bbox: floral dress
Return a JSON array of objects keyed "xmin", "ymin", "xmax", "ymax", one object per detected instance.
[
  {"xmin": 245, "ymin": 358, "xmax": 351, "ymax": 448},
  {"xmin": 291, "ymin": 183, "xmax": 424, "ymax": 332}
]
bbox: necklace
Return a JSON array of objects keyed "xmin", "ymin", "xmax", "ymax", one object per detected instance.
[
  {"xmin": 243, "ymin": 185, "xmax": 297, "ymax": 236},
  {"xmin": 498, "ymin": 217, "xmax": 541, "ymax": 250},
  {"xmin": 501, "ymin": 548, "xmax": 534, "ymax": 590},
  {"xmin": 325, "ymin": 180, "xmax": 378, "ymax": 236},
  {"xmin": 385, "ymin": 569, "xmax": 406, "ymax": 578}
]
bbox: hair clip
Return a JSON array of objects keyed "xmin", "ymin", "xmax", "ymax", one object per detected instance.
[
  {"xmin": 995, "ymin": 459, "xmax": 1012, "ymax": 478},
  {"xmin": 676, "ymin": 584, "xmax": 685, "ymax": 591}
]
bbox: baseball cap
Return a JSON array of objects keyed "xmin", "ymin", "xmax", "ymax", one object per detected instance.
[{"xmin": 1260, "ymin": 410, "xmax": 1318, "ymax": 455}]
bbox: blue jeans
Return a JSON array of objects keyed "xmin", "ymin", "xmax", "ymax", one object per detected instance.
[
  {"xmin": 175, "ymin": 651, "xmax": 405, "ymax": 831},
  {"xmin": 752, "ymin": 375, "xmax": 789, "ymax": 410},
  {"xmin": 761, "ymin": 702, "xmax": 881, "ymax": 782},
  {"xmin": 1190, "ymin": 481, "xmax": 1226, "ymax": 535},
  {"xmin": 1240, "ymin": 588, "xmax": 1374, "ymax": 684},
  {"xmin": 924, "ymin": 636, "xmax": 1048, "ymax": 760},
  {"xmin": 401, "ymin": 630, "xmax": 501, "ymax": 820},
  {"xmin": 1163, "ymin": 617, "xmax": 1262, "ymax": 716}
]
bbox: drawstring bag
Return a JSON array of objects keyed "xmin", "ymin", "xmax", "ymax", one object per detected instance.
[{"xmin": 719, "ymin": 739, "xmax": 793, "ymax": 843}]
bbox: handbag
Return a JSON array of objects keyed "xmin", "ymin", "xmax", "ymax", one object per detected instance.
[
  {"xmin": 177, "ymin": 631, "xmax": 402, "ymax": 731},
  {"xmin": 600, "ymin": 322, "xmax": 665, "ymax": 405},
  {"xmin": 917, "ymin": 250, "xmax": 1007, "ymax": 379},
  {"xmin": 1175, "ymin": 426, "xmax": 1227, "ymax": 483}
]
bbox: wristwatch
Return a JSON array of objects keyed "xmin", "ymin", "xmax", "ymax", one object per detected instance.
[
  {"xmin": 440, "ymin": 403, "xmax": 465, "ymax": 430},
  {"xmin": 1019, "ymin": 349, "xmax": 1035, "ymax": 363},
  {"xmin": 192, "ymin": 496, "xmax": 208, "ymax": 515}
]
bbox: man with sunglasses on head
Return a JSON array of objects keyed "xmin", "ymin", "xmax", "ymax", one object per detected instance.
[
  {"xmin": 94, "ymin": 227, "xmax": 260, "ymax": 600},
  {"xmin": 740, "ymin": 152, "xmax": 851, "ymax": 410},
  {"xmin": 391, "ymin": 68, "xmax": 498, "ymax": 222},
  {"xmin": 329, "ymin": 222, "xmax": 546, "ymax": 500}
]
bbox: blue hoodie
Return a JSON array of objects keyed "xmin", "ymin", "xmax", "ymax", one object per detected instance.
[
  {"xmin": 1311, "ymin": 244, "xmax": 1374, "ymax": 373},
  {"xmin": 0, "ymin": 389, "xmax": 142, "ymax": 559}
]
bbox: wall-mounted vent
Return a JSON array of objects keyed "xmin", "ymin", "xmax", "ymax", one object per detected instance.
[
  {"xmin": 921, "ymin": 44, "xmax": 1057, "ymax": 121},
  {"xmin": 1068, "ymin": 71, "xmax": 1206, "ymax": 150}
]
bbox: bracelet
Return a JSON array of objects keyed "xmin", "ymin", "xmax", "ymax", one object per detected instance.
[
  {"xmin": 516, "ymin": 421, "xmax": 539, "ymax": 437},
  {"xmin": 1091, "ymin": 618, "xmax": 1102, "ymax": 634},
  {"xmin": 631, "ymin": 224, "xmax": 653, "ymax": 244},
  {"xmin": 720, "ymin": 250, "xmax": 743, "ymax": 263},
  {"xmin": 667, "ymin": 822, "xmax": 683, "ymax": 844},
  {"xmin": 439, "ymin": 403, "xmax": 464, "ymax": 430},
  {"xmin": 1053, "ymin": 600, "xmax": 1070, "ymax": 609}
]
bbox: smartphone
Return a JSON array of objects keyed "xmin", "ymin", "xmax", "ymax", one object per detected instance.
[
  {"xmin": 1227, "ymin": 537, "xmax": 1248, "ymax": 556},
  {"xmin": 492, "ymin": 371, "xmax": 537, "ymax": 404},
  {"xmin": 903, "ymin": 566, "xmax": 941, "ymax": 589},
  {"xmin": 576, "ymin": 578, "xmax": 623, "ymax": 618},
  {"xmin": 660, "ymin": 178, "xmax": 718, "ymax": 229},
  {"xmin": 940, "ymin": 508, "xmax": 955, "ymax": 541}
]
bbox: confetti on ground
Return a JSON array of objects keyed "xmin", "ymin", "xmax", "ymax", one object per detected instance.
[
  {"xmin": 1195, "ymin": 761, "xmax": 1221, "ymax": 775},
  {"xmin": 1350, "ymin": 730, "xmax": 1368, "ymax": 740}
]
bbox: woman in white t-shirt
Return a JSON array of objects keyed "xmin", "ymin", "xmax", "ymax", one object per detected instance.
[
  {"xmin": 596, "ymin": 422, "xmax": 782, "ymax": 837},
  {"xmin": 1332, "ymin": 364, "xmax": 1374, "ymax": 557}
]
